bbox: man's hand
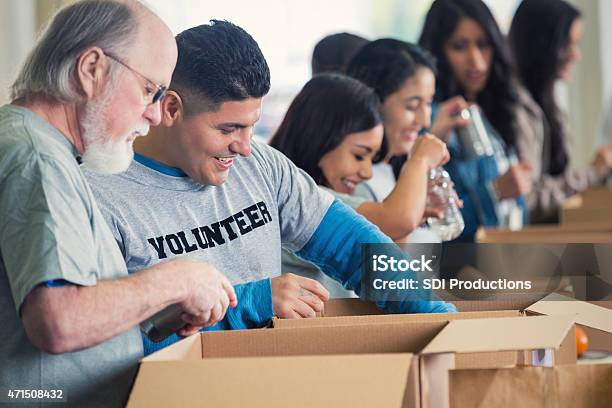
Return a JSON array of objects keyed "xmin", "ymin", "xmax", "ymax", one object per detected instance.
[
  {"xmin": 174, "ymin": 259, "xmax": 238, "ymax": 336},
  {"xmin": 494, "ymin": 162, "xmax": 533, "ymax": 199},
  {"xmin": 272, "ymin": 273, "xmax": 330, "ymax": 318}
]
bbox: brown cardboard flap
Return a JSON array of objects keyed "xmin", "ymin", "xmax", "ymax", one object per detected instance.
[
  {"xmin": 420, "ymin": 353, "xmax": 455, "ymax": 408},
  {"xmin": 421, "ymin": 315, "xmax": 574, "ymax": 355},
  {"xmin": 526, "ymin": 293, "xmax": 612, "ymax": 334},
  {"xmin": 449, "ymin": 363, "xmax": 612, "ymax": 408},
  {"xmin": 142, "ymin": 333, "xmax": 202, "ymax": 362},
  {"xmin": 272, "ymin": 310, "xmax": 521, "ymax": 329},
  {"xmin": 128, "ymin": 354, "xmax": 413, "ymax": 408},
  {"xmin": 322, "ymin": 298, "xmax": 383, "ymax": 316},
  {"xmin": 200, "ymin": 322, "xmax": 448, "ymax": 358}
]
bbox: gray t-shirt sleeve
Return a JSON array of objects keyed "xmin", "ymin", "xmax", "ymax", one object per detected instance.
[
  {"xmin": 254, "ymin": 142, "xmax": 334, "ymax": 252},
  {"xmin": 0, "ymin": 155, "xmax": 98, "ymax": 311}
]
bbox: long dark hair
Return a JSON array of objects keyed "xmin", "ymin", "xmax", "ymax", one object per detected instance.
[
  {"xmin": 418, "ymin": 0, "xmax": 520, "ymax": 151},
  {"xmin": 311, "ymin": 32, "xmax": 369, "ymax": 75},
  {"xmin": 346, "ymin": 39, "xmax": 437, "ymax": 178},
  {"xmin": 509, "ymin": 0, "xmax": 580, "ymax": 175},
  {"xmin": 270, "ymin": 74, "xmax": 384, "ymax": 185}
]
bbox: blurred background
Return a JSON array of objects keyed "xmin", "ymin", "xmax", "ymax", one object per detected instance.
[{"xmin": 1, "ymin": 0, "xmax": 611, "ymax": 167}]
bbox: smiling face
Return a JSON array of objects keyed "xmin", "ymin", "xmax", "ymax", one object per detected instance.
[
  {"xmin": 444, "ymin": 18, "xmax": 493, "ymax": 101},
  {"xmin": 381, "ymin": 67, "xmax": 435, "ymax": 157},
  {"xmin": 558, "ymin": 18, "xmax": 583, "ymax": 81},
  {"xmin": 171, "ymin": 97, "xmax": 262, "ymax": 185},
  {"xmin": 317, "ymin": 124, "xmax": 384, "ymax": 194}
]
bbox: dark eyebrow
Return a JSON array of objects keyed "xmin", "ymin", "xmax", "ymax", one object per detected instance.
[
  {"xmin": 215, "ymin": 123, "xmax": 249, "ymax": 129},
  {"xmin": 354, "ymin": 144, "xmax": 374, "ymax": 153}
]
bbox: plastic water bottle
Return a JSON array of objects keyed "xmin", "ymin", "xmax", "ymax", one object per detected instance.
[{"xmin": 426, "ymin": 167, "xmax": 465, "ymax": 241}]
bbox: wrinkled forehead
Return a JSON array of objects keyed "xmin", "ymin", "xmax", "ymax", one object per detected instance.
[{"xmin": 124, "ymin": 13, "xmax": 178, "ymax": 87}]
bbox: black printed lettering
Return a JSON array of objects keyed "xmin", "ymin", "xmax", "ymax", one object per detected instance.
[
  {"xmin": 243, "ymin": 204, "xmax": 264, "ymax": 229},
  {"xmin": 234, "ymin": 211, "xmax": 252, "ymax": 235},
  {"xmin": 257, "ymin": 201, "xmax": 272, "ymax": 223},
  {"xmin": 147, "ymin": 236, "xmax": 168, "ymax": 259},
  {"xmin": 219, "ymin": 216, "xmax": 239, "ymax": 241},
  {"xmin": 177, "ymin": 231, "xmax": 198, "ymax": 253},
  {"xmin": 191, "ymin": 227, "xmax": 208, "ymax": 249},
  {"xmin": 165, "ymin": 234, "xmax": 184, "ymax": 255},
  {"xmin": 202, "ymin": 223, "xmax": 225, "ymax": 247}
]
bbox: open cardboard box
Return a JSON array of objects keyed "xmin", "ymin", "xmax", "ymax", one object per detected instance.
[
  {"xmin": 127, "ymin": 315, "xmax": 576, "ymax": 408},
  {"xmin": 274, "ymin": 294, "xmax": 612, "ymax": 353}
]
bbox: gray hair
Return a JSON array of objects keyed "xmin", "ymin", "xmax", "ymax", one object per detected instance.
[{"xmin": 10, "ymin": 0, "xmax": 142, "ymax": 103}]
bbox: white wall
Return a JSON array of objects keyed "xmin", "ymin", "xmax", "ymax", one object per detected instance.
[
  {"xmin": 564, "ymin": 0, "xmax": 608, "ymax": 166},
  {"xmin": 0, "ymin": 0, "xmax": 36, "ymax": 105}
]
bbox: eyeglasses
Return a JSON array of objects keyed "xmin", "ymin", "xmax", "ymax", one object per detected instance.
[{"xmin": 104, "ymin": 52, "xmax": 167, "ymax": 104}]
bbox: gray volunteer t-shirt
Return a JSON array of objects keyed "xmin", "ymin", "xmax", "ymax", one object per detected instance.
[
  {"xmin": 85, "ymin": 141, "xmax": 334, "ymax": 284},
  {"xmin": 0, "ymin": 105, "xmax": 142, "ymax": 408},
  {"xmin": 281, "ymin": 187, "xmax": 364, "ymax": 298}
]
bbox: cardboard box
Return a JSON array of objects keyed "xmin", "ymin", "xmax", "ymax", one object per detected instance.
[
  {"xmin": 287, "ymin": 295, "xmax": 612, "ymax": 353},
  {"xmin": 526, "ymin": 294, "xmax": 612, "ymax": 353},
  {"xmin": 562, "ymin": 204, "xmax": 612, "ymax": 224},
  {"xmin": 561, "ymin": 188, "xmax": 612, "ymax": 224},
  {"xmin": 580, "ymin": 187, "xmax": 612, "ymax": 207},
  {"xmin": 128, "ymin": 352, "xmax": 414, "ymax": 408},
  {"xmin": 449, "ymin": 363, "xmax": 612, "ymax": 407},
  {"xmin": 476, "ymin": 224, "xmax": 612, "ymax": 243},
  {"xmin": 127, "ymin": 315, "xmax": 576, "ymax": 408}
]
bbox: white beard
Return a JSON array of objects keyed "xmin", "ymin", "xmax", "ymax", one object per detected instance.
[{"xmin": 80, "ymin": 88, "xmax": 149, "ymax": 174}]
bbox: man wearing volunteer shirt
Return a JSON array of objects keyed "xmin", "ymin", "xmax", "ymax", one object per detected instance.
[
  {"xmin": 0, "ymin": 2, "xmax": 235, "ymax": 407},
  {"xmin": 86, "ymin": 20, "xmax": 457, "ymax": 354}
]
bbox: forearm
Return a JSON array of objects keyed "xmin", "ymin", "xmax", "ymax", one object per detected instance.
[
  {"xmin": 223, "ymin": 279, "xmax": 273, "ymax": 329},
  {"xmin": 297, "ymin": 200, "xmax": 456, "ymax": 313},
  {"xmin": 22, "ymin": 262, "xmax": 187, "ymax": 354},
  {"xmin": 372, "ymin": 157, "xmax": 429, "ymax": 239}
]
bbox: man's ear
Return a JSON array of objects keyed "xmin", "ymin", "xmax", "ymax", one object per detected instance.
[
  {"xmin": 161, "ymin": 90, "xmax": 184, "ymax": 127},
  {"xmin": 76, "ymin": 47, "xmax": 108, "ymax": 99}
]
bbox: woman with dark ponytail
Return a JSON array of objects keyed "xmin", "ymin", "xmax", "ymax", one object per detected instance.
[{"xmin": 509, "ymin": 0, "xmax": 612, "ymax": 223}]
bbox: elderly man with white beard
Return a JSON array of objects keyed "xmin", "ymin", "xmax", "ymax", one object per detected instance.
[{"xmin": 0, "ymin": 1, "xmax": 237, "ymax": 407}]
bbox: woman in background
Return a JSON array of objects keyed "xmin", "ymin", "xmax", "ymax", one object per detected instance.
[
  {"xmin": 270, "ymin": 73, "xmax": 448, "ymax": 297},
  {"xmin": 311, "ymin": 32, "xmax": 368, "ymax": 76},
  {"xmin": 418, "ymin": 0, "xmax": 533, "ymax": 241},
  {"xmin": 509, "ymin": 0, "xmax": 612, "ymax": 223},
  {"xmin": 346, "ymin": 39, "xmax": 463, "ymax": 205}
]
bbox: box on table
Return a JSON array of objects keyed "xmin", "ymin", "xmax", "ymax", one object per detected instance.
[
  {"xmin": 561, "ymin": 188, "xmax": 612, "ymax": 224},
  {"xmin": 476, "ymin": 223, "xmax": 612, "ymax": 243},
  {"xmin": 276, "ymin": 294, "xmax": 612, "ymax": 353},
  {"xmin": 127, "ymin": 315, "xmax": 576, "ymax": 408}
]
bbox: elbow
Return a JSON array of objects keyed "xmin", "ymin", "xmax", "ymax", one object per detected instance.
[
  {"xmin": 382, "ymin": 217, "xmax": 419, "ymax": 241},
  {"xmin": 21, "ymin": 291, "xmax": 77, "ymax": 354},
  {"xmin": 23, "ymin": 312, "xmax": 75, "ymax": 355}
]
